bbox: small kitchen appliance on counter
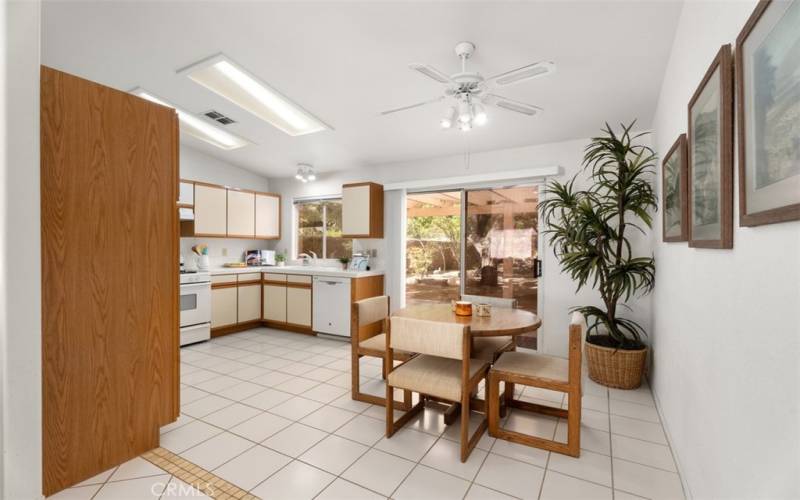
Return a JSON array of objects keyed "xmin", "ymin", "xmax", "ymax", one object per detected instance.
[{"xmin": 349, "ymin": 253, "xmax": 370, "ymax": 271}]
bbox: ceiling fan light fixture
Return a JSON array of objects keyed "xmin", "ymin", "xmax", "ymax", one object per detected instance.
[
  {"xmin": 440, "ymin": 106, "xmax": 456, "ymax": 129},
  {"xmin": 472, "ymin": 102, "xmax": 487, "ymax": 126},
  {"xmin": 457, "ymin": 100, "xmax": 472, "ymax": 124},
  {"xmin": 459, "ymin": 121, "xmax": 472, "ymax": 132}
]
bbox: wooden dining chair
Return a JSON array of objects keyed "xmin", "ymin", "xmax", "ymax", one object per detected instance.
[
  {"xmin": 460, "ymin": 294, "xmax": 517, "ymax": 362},
  {"xmin": 385, "ymin": 316, "xmax": 490, "ymax": 462},
  {"xmin": 351, "ymin": 296, "xmax": 412, "ymax": 409},
  {"xmin": 487, "ymin": 312, "xmax": 584, "ymax": 457}
]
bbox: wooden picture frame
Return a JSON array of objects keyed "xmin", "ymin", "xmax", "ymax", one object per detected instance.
[
  {"xmin": 736, "ymin": 0, "xmax": 800, "ymax": 227},
  {"xmin": 662, "ymin": 134, "xmax": 689, "ymax": 242},
  {"xmin": 687, "ymin": 44, "xmax": 734, "ymax": 249}
]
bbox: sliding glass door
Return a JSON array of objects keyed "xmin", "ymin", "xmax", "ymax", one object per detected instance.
[
  {"xmin": 405, "ymin": 191, "xmax": 462, "ymax": 306},
  {"xmin": 404, "ymin": 186, "xmax": 540, "ymax": 319},
  {"xmin": 463, "ymin": 187, "xmax": 539, "ymax": 314}
]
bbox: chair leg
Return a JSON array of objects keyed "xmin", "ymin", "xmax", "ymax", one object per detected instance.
[
  {"xmin": 501, "ymin": 381, "xmax": 514, "ymax": 418},
  {"xmin": 385, "ymin": 379, "xmax": 395, "ymax": 437},
  {"xmin": 351, "ymin": 350, "xmax": 360, "ymax": 401},
  {"xmin": 487, "ymin": 372, "xmax": 500, "ymax": 438},
  {"xmin": 460, "ymin": 392, "xmax": 470, "ymax": 462},
  {"xmin": 566, "ymin": 389, "xmax": 581, "ymax": 457}
]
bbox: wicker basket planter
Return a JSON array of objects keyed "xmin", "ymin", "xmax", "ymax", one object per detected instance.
[{"xmin": 585, "ymin": 341, "xmax": 647, "ymax": 389}]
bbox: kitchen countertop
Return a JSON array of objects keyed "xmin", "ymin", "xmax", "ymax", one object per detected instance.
[{"xmin": 206, "ymin": 265, "xmax": 383, "ymax": 279}]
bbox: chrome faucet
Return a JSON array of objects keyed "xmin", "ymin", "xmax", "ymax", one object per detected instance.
[{"xmin": 298, "ymin": 251, "xmax": 317, "ymax": 266}]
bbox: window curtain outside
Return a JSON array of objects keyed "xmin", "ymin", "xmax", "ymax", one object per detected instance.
[{"xmin": 383, "ymin": 188, "xmax": 406, "ymax": 312}]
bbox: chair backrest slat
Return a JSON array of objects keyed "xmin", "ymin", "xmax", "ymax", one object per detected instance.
[
  {"xmin": 356, "ymin": 296, "xmax": 389, "ymax": 327},
  {"xmin": 460, "ymin": 295, "xmax": 517, "ymax": 309},
  {"xmin": 390, "ymin": 316, "xmax": 467, "ymax": 360},
  {"xmin": 568, "ymin": 312, "xmax": 585, "ymax": 385}
]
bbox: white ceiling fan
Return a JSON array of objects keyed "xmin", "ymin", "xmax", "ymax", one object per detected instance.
[{"xmin": 381, "ymin": 41, "xmax": 555, "ymax": 131}]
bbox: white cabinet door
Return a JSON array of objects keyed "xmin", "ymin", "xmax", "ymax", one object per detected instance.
[
  {"xmin": 286, "ymin": 287, "xmax": 312, "ymax": 327},
  {"xmin": 179, "ymin": 181, "xmax": 194, "ymax": 206},
  {"xmin": 342, "ymin": 184, "xmax": 371, "ymax": 236},
  {"xmin": 227, "ymin": 190, "xmax": 255, "ymax": 238},
  {"xmin": 194, "ymin": 184, "xmax": 227, "ymax": 236},
  {"xmin": 237, "ymin": 284, "xmax": 261, "ymax": 323},
  {"xmin": 263, "ymin": 284, "xmax": 287, "ymax": 322},
  {"xmin": 255, "ymin": 193, "xmax": 280, "ymax": 239},
  {"xmin": 211, "ymin": 287, "xmax": 237, "ymax": 328}
]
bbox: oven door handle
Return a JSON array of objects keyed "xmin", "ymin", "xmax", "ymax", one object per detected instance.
[{"xmin": 180, "ymin": 282, "xmax": 211, "ymax": 291}]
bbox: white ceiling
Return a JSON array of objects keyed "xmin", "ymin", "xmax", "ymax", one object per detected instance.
[{"xmin": 42, "ymin": 1, "xmax": 682, "ymax": 178}]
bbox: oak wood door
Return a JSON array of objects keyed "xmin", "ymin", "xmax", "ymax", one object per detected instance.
[{"xmin": 40, "ymin": 66, "xmax": 179, "ymax": 496}]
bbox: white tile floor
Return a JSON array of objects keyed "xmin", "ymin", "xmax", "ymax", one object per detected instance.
[{"xmin": 52, "ymin": 328, "xmax": 686, "ymax": 500}]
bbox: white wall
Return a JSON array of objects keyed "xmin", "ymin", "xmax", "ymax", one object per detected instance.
[
  {"xmin": 181, "ymin": 145, "xmax": 269, "ymax": 192},
  {"xmin": 650, "ymin": 2, "xmax": 800, "ymax": 498},
  {"xmin": 1, "ymin": 0, "xmax": 43, "ymax": 498},
  {"xmin": 269, "ymin": 137, "xmax": 655, "ymax": 358},
  {"xmin": 180, "ymin": 146, "xmax": 272, "ymax": 265}
]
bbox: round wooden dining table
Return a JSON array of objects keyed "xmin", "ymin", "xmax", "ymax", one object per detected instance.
[
  {"xmin": 393, "ymin": 302, "xmax": 542, "ymax": 337},
  {"xmin": 392, "ymin": 302, "xmax": 542, "ymax": 425}
]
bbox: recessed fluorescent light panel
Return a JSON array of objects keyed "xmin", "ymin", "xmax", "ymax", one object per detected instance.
[
  {"xmin": 179, "ymin": 54, "xmax": 330, "ymax": 137},
  {"xmin": 130, "ymin": 88, "xmax": 250, "ymax": 151}
]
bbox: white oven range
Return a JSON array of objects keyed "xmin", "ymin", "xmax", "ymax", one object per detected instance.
[{"xmin": 179, "ymin": 270, "xmax": 211, "ymax": 346}]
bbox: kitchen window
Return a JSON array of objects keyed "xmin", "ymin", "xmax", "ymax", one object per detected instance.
[{"xmin": 296, "ymin": 199, "xmax": 353, "ymax": 259}]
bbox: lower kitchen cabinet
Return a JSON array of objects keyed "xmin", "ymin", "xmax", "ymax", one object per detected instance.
[
  {"xmin": 286, "ymin": 287, "xmax": 312, "ymax": 327},
  {"xmin": 211, "ymin": 287, "xmax": 237, "ymax": 328},
  {"xmin": 237, "ymin": 284, "xmax": 261, "ymax": 323},
  {"xmin": 263, "ymin": 284, "xmax": 287, "ymax": 323}
]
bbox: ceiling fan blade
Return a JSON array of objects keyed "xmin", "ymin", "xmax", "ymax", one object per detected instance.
[
  {"xmin": 380, "ymin": 96, "xmax": 444, "ymax": 116},
  {"xmin": 484, "ymin": 94, "xmax": 542, "ymax": 116},
  {"xmin": 409, "ymin": 64, "xmax": 454, "ymax": 84},
  {"xmin": 484, "ymin": 61, "xmax": 555, "ymax": 88}
]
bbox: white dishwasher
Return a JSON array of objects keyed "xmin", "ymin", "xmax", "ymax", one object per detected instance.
[{"xmin": 312, "ymin": 276, "xmax": 352, "ymax": 337}]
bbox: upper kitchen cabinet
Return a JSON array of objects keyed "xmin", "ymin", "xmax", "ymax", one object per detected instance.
[
  {"xmin": 178, "ymin": 180, "xmax": 194, "ymax": 207},
  {"xmin": 342, "ymin": 182, "xmax": 383, "ymax": 238},
  {"xmin": 227, "ymin": 189, "xmax": 256, "ymax": 238},
  {"xmin": 255, "ymin": 192, "xmax": 281, "ymax": 239},
  {"xmin": 193, "ymin": 182, "xmax": 227, "ymax": 236}
]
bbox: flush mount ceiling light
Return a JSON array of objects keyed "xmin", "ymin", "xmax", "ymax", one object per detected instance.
[
  {"xmin": 295, "ymin": 163, "xmax": 316, "ymax": 183},
  {"xmin": 130, "ymin": 88, "xmax": 250, "ymax": 150},
  {"xmin": 178, "ymin": 54, "xmax": 331, "ymax": 137},
  {"xmin": 381, "ymin": 41, "xmax": 553, "ymax": 132}
]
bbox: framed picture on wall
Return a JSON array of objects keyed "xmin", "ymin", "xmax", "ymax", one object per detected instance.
[
  {"xmin": 736, "ymin": 0, "xmax": 800, "ymax": 227},
  {"xmin": 687, "ymin": 44, "xmax": 734, "ymax": 249},
  {"xmin": 662, "ymin": 134, "xmax": 689, "ymax": 242}
]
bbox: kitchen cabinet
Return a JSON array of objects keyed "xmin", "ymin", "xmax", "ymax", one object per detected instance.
[
  {"xmin": 41, "ymin": 66, "xmax": 179, "ymax": 495},
  {"xmin": 211, "ymin": 287, "xmax": 237, "ymax": 328},
  {"xmin": 287, "ymin": 287, "xmax": 312, "ymax": 327},
  {"xmin": 227, "ymin": 189, "xmax": 256, "ymax": 238},
  {"xmin": 262, "ymin": 273, "xmax": 313, "ymax": 332},
  {"xmin": 178, "ymin": 180, "xmax": 194, "ymax": 207},
  {"xmin": 194, "ymin": 183, "xmax": 227, "ymax": 236},
  {"xmin": 342, "ymin": 182, "xmax": 383, "ymax": 238},
  {"xmin": 255, "ymin": 192, "xmax": 281, "ymax": 239},
  {"xmin": 237, "ymin": 284, "xmax": 261, "ymax": 323},
  {"xmin": 263, "ymin": 283, "xmax": 287, "ymax": 323}
]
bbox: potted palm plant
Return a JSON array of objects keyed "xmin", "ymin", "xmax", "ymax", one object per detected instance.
[{"xmin": 540, "ymin": 122, "xmax": 657, "ymax": 389}]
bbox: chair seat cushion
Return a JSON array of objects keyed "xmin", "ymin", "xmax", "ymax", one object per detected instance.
[
  {"xmin": 387, "ymin": 354, "xmax": 489, "ymax": 401},
  {"xmin": 359, "ymin": 333, "xmax": 389, "ymax": 352},
  {"xmin": 492, "ymin": 351, "xmax": 570, "ymax": 383},
  {"xmin": 473, "ymin": 336, "xmax": 514, "ymax": 361}
]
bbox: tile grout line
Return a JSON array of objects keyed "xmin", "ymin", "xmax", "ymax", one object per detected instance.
[{"xmin": 167, "ymin": 329, "xmax": 680, "ymax": 499}]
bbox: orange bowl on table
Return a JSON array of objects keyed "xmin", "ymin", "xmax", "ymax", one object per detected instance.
[{"xmin": 454, "ymin": 301, "xmax": 473, "ymax": 316}]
